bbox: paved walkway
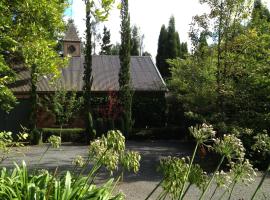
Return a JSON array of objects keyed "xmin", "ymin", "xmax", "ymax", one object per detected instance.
[{"xmin": 1, "ymin": 140, "xmax": 269, "ymax": 200}]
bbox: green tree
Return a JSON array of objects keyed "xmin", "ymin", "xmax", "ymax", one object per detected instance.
[
  {"xmin": 169, "ymin": 0, "xmax": 256, "ymax": 126},
  {"xmin": 130, "ymin": 25, "xmax": 140, "ymax": 56},
  {"xmin": 83, "ymin": 0, "xmax": 115, "ymax": 140},
  {"xmin": 0, "ymin": 0, "xmax": 68, "ymax": 133},
  {"xmin": 119, "ymin": 0, "xmax": 133, "ymax": 136},
  {"xmin": 156, "ymin": 16, "xmax": 187, "ymax": 78},
  {"xmin": 166, "ymin": 16, "xmax": 178, "ymax": 59},
  {"xmin": 175, "ymin": 32, "xmax": 181, "ymax": 58},
  {"xmin": 180, "ymin": 42, "xmax": 188, "ymax": 58},
  {"xmin": 100, "ymin": 26, "xmax": 112, "ymax": 55},
  {"xmin": 156, "ymin": 25, "xmax": 168, "ymax": 77},
  {"xmin": 47, "ymin": 87, "xmax": 82, "ymax": 139},
  {"xmin": 250, "ymin": 0, "xmax": 270, "ymax": 33},
  {"xmin": 110, "ymin": 43, "xmax": 121, "ymax": 55}
]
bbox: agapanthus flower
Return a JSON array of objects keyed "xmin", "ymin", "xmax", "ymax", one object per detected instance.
[
  {"xmin": 189, "ymin": 123, "xmax": 216, "ymax": 143},
  {"xmin": 252, "ymin": 131, "xmax": 270, "ymax": 155},
  {"xmin": 229, "ymin": 159, "xmax": 257, "ymax": 185},
  {"xmin": 215, "ymin": 170, "xmax": 232, "ymax": 188},
  {"xmin": 72, "ymin": 155, "xmax": 86, "ymax": 168},
  {"xmin": 213, "ymin": 134, "xmax": 245, "ymax": 161},
  {"xmin": 48, "ymin": 135, "xmax": 61, "ymax": 148}
]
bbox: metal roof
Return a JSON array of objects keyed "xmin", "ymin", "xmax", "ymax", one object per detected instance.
[{"xmin": 10, "ymin": 56, "xmax": 166, "ymax": 93}]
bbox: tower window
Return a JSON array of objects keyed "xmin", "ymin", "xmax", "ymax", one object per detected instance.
[{"xmin": 68, "ymin": 45, "xmax": 76, "ymax": 54}]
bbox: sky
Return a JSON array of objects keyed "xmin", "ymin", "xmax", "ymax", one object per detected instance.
[{"xmin": 65, "ymin": 0, "xmax": 270, "ymax": 59}]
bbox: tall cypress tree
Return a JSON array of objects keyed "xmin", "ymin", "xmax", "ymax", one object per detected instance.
[
  {"xmin": 156, "ymin": 25, "xmax": 168, "ymax": 77},
  {"xmin": 250, "ymin": 0, "xmax": 270, "ymax": 33},
  {"xmin": 180, "ymin": 42, "xmax": 188, "ymax": 58},
  {"xmin": 130, "ymin": 25, "xmax": 140, "ymax": 56},
  {"xmin": 100, "ymin": 26, "xmax": 112, "ymax": 55},
  {"xmin": 175, "ymin": 31, "xmax": 181, "ymax": 58},
  {"xmin": 166, "ymin": 16, "xmax": 178, "ymax": 59},
  {"xmin": 196, "ymin": 32, "xmax": 208, "ymax": 59},
  {"xmin": 83, "ymin": 0, "xmax": 93, "ymax": 141},
  {"xmin": 119, "ymin": 0, "xmax": 133, "ymax": 136}
]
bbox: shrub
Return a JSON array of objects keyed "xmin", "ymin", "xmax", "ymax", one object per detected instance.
[
  {"xmin": 96, "ymin": 118, "xmax": 105, "ymax": 136},
  {"xmin": 41, "ymin": 128, "xmax": 85, "ymax": 143},
  {"xmin": 108, "ymin": 118, "xmax": 115, "ymax": 130},
  {"xmin": 87, "ymin": 112, "xmax": 96, "ymax": 140},
  {"xmin": 31, "ymin": 128, "xmax": 42, "ymax": 145}
]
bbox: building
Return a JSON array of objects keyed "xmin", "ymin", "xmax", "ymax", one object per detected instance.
[{"xmin": 0, "ymin": 23, "xmax": 166, "ymax": 133}]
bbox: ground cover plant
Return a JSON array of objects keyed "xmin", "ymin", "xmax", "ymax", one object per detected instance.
[{"xmin": 0, "ymin": 130, "xmax": 141, "ymax": 200}]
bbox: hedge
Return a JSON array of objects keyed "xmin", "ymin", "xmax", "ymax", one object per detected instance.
[{"xmin": 41, "ymin": 128, "xmax": 85, "ymax": 143}]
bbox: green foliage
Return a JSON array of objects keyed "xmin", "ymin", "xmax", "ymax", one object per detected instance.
[
  {"xmin": 0, "ymin": 129, "xmax": 28, "ymax": 163},
  {"xmin": 31, "ymin": 128, "xmax": 42, "ymax": 145},
  {"xmin": 48, "ymin": 135, "xmax": 61, "ymax": 148},
  {"xmin": 108, "ymin": 118, "xmax": 115, "ymax": 130},
  {"xmin": 88, "ymin": 112, "xmax": 96, "ymax": 139},
  {"xmin": 148, "ymin": 124, "xmax": 259, "ymax": 200},
  {"xmin": 119, "ymin": 0, "xmax": 133, "ymax": 136},
  {"xmin": 156, "ymin": 25, "xmax": 168, "ymax": 77},
  {"xmin": 89, "ymin": 130, "xmax": 141, "ymax": 174},
  {"xmin": 48, "ymin": 88, "xmax": 82, "ymax": 127},
  {"xmin": 96, "ymin": 118, "xmax": 105, "ymax": 136},
  {"xmin": 83, "ymin": 0, "xmax": 115, "ymax": 140},
  {"xmin": 130, "ymin": 25, "xmax": 140, "ymax": 56},
  {"xmin": 100, "ymin": 26, "xmax": 112, "ymax": 55},
  {"xmin": 0, "ymin": 131, "xmax": 139, "ymax": 199},
  {"xmin": 0, "ymin": 161, "xmax": 124, "ymax": 200},
  {"xmin": 41, "ymin": 128, "xmax": 85, "ymax": 143},
  {"xmin": 156, "ymin": 16, "xmax": 189, "ymax": 78},
  {"xmin": 168, "ymin": 0, "xmax": 270, "ymax": 147},
  {"xmin": 110, "ymin": 43, "xmax": 121, "ymax": 55}
]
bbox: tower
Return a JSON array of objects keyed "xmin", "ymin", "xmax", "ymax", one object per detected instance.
[{"xmin": 63, "ymin": 22, "xmax": 81, "ymax": 57}]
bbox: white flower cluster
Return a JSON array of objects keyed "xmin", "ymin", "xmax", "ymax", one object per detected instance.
[
  {"xmin": 72, "ymin": 155, "xmax": 85, "ymax": 168},
  {"xmin": 89, "ymin": 130, "xmax": 141, "ymax": 175},
  {"xmin": 215, "ymin": 170, "xmax": 232, "ymax": 188},
  {"xmin": 159, "ymin": 156, "xmax": 189, "ymax": 199},
  {"xmin": 213, "ymin": 134, "xmax": 245, "ymax": 161},
  {"xmin": 159, "ymin": 156, "xmax": 207, "ymax": 199},
  {"xmin": 229, "ymin": 159, "xmax": 257, "ymax": 185},
  {"xmin": 121, "ymin": 151, "xmax": 141, "ymax": 173},
  {"xmin": 189, "ymin": 123, "xmax": 216, "ymax": 143},
  {"xmin": 48, "ymin": 135, "xmax": 61, "ymax": 148},
  {"xmin": 252, "ymin": 131, "xmax": 270, "ymax": 155}
]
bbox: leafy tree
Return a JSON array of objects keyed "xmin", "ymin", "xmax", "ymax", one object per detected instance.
[
  {"xmin": 119, "ymin": 0, "xmax": 133, "ymax": 136},
  {"xmin": 130, "ymin": 25, "xmax": 140, "ymax": 56},
  {"xmin": 83, "ymin": 0, "xmax": 115, "ymax": 140},
  {"xmin": 46, "ymin": 87, "xmax": 82, "ymax": 139},
  {"xmin": 100, "ymin": 26, "xmax": 112, "ymax": 55},
  {"xmin": 0, "ymin": 0, "xmax": 68, "ymax": 134},
  {"xmin": 169, "ymin": 0, "xmax": 270, "ymax": 137}
]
